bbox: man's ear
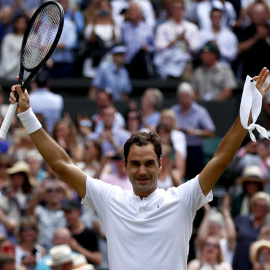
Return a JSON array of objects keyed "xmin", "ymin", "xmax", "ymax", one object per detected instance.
[
  {"xmin": 159, "ymin": 158, "xmax": 162, "ymax": 173},
  {"xmin": 123, "ymin": 160, "xmax": 127, "ymax": 173}
]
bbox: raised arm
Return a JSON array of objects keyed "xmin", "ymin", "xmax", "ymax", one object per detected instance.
[
  {"xmin": 9, "ymin": 84, "xmax": 87, "ymax": 198},
  {"xmin": 199, "ymin": 67, "xmax": 270, "ymax": 196}
]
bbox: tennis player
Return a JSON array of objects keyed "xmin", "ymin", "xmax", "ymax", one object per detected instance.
[{"xmin": 9, "ymin": 67, "xmax": 270, "ymax": 270}]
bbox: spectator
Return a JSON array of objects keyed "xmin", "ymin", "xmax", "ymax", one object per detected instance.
[
  {"xmin": 0, "ymin": 237, "xmax": 15, "ymax": 256},
  {"xmin": 91, "ymin": 89, "xmax": 125, "ymax": 134},
  {"xmin": 170, "ymin": 81, "xmax": 216, "ymax": 179},
  {"xmin": 153, "ymin": 0, "xmax": 200, "ymax": 80},
  {"xmin": 52, "ymin": 118, "xmax": 84, "ymax": 163},
  {"xmin": 45, "ymin": 244, "xmax": 73, "ymax": 270},
  {"xmin": 189, "ymin": 0, "xmax": 237, "ymax": 30},
  {"xmin": 124, "ymin": 108, "xmax": 142, "ymax": 134},
  {"xmin": 228, "ymin": 132, "xmax": 270, "ymax": 192},
  {"xmin": 61, "ymin": 199, "xmax": 102, "ymax": 267},
  {"xmin": 6, "ymin": 161, "xmax": 36, "ymax": 216},
  {"xmin": 36, "ymin": 228, "xmax": 75, "ymax": 270},
  {"xmin": 82, "ymin": 0, "xmax": 121, "ymax": 79},
  {"xmin": 97, "ymin": 153, "xmax": 133, "ymax": 190},
  {"xmin": 232, "ymin": 191, "xmax": 270, "ymax": 270},
  {"xmin": 25, "ymin": 150, "xmax": 47, "ymax": 184},
  {"xmin": 140, "ymin": 88, "xmax": 164, "ymax": 131},
  {"xmin": 192, "ymin": 41, "xmax": 238, "ymax": 101},
  {"xmin": 231, "ymin": 165, "xmax": 267, "ymax": 218},
  {"xmin": 195, "ymin": 193, "xmax": 237, "ymax": 265},
  {"xmin": 237, "ymin": 2, "xmax": 270, "ymax": 81},
  {"xmin": 29, "ymin": 70, "xmax": 64, "ymax": 135},
  {"xmin": 26, "ymin": 179, "xmax": 67, "ymax": 252},
  {"xmin": 250, "ymin": 239, "xmax": 270, "ymax": 270},
  {"xmin": 0, "ymin": 254, "xmax": 16, "ymax": 270},
  {"xmin": 15, "ymin": 216, "xmax": 46, "ymax": 270},
  {"xmin": 121, "ymin": 1, "xmax": 154, "ymax": 79},
  {"xmin": 86, "ymin": 105, "xmax": 131, "ymax": 156},
  {"xmin": 88, "ymin": 44, "xmax": 132, "ymax": 101},
  {"xmin": 198, "ymin": 7, "xmax": 238, "ymax": 67},
  {"xmin": 75, "ymin": 113, "xmax": 93, "ymax": 146},
  {"xmin": 187, "ymin": 235, "xmax": 233, "ymax": 270},
  {"xmin": 0, "ymin": 15, "xmax": 29, "ymax": 80}
]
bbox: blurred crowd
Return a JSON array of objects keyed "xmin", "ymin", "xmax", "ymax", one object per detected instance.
[{"xmin": 1, "ymin": 0, "xmax": 270, "ymax": 269}]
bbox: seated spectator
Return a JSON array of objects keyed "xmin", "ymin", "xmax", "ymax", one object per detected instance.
[
  {"xmin": 61, "ymin": 199, "xmax": 102, "ymax": 267},
  {"xmin": 0, "ymin": 237, "xmax": 15, "ymax": 255},
  {"xmin": 124, "ymin": 108, "xmax": 142, "ymax": 134},
  {"xmin": 198, "ymin": 7, "xmax": 238, "ymax": 67},
  {"xmin": 82, "ymin": 0, "xmax": 121, "ymax": 79},
  {"xmin": 140, "ymin": 88, "xmax": 164, "ymax": 131},
  {"xmin": 29, "ymin": 70, "xmax": 64, "ymax": 135},
  {"xmin": 0, "ymin": 254, "xmax": 16, "ymax": 270},
  {"xmin": 188, "ymin": 235, "xmax": 233, "ymax": 270},
  {"xmin": 86, "ymin": 105, "xmax": 131, "ymax": 155},
  {"xmin": 170, "ymin": 81, "xmax": 216, "ymax": 179},
  {"xmin": 231, "ymin": 165, "xmax": 267, "ymax": 218},
  {"xmin": 52, "ymin": 118, "xmax": 84, "ymax": 162},
  {"xmin": 232, "ymin": 192, "xmax": 270, "ymax": 270},
  {"xmin": 192, "ymin": 41, "xmax": 238, "ymax": 101},
  {"xmin": 15, "ymin": 216, "xmax": 46, "ymax": 270},
  {"xmin": 121, "ymin": 1, "xmax": 154, "ymax": 79},
  {"xmin": 88, "ymin": 44, "xmax": 132, "ymax": 101},
  {"xmin": 26, "ymin": 179, "xmax": 68, "ymax": 252},
  {"xmin": 6, "ymin": 161, "xmax": 36, "ymax": 217},
  {"xmin": 250, "ymin": 239, "xmax": 270, "ymax": 270},
  {"xmin": 0, "ymin": 15, "xmax": 29, "ymax": 80},
  {"xmin": 91, "ymin": 89, "xmax": 125, "ymax": 134},
  {"xmin": 228, "ymin": 132, "xmax": 270, "ymax": 193},
  {"xmin": 153, "ymin": 0, "xmax": 200, "ymax": 81}
]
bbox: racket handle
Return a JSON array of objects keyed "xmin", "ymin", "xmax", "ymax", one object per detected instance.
[{"xmin": 0, "ymin": 102, "xmax": 18, "ymax": 140}]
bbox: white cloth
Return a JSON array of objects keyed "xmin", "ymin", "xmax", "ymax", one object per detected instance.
[
  {"xmin": 171, "ymin": 129, "xmax": 187, "ymax": 158},
  {"xmin": 154, "ymin": 19, "xmax": 200, "ymax": 79},
  {"xmin": 240, "ymin": 76, "xmax": 269, "ymax": 142},
  {"xmin": 82, "ymin": 175, "xmax": 212, "ymax": 270}
]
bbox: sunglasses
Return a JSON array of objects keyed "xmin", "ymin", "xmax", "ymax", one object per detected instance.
[
  {"xmin": 22, "ymin": 226, "xmax": 37, "ymax": 232},
  {"xmin": 204, "ymin": 242, "xmax": 219, "ymax": 248},
  {"xmin": 46, "ymin": 188, "xmax": 62, "ymax": 194}
]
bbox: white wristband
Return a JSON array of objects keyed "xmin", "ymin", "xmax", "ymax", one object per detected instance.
[{"xmin": 17, "ymin": 108, "xmax": 42, "ymax": 134}]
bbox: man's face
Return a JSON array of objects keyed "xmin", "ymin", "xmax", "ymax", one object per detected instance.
[
  {"xmin": 64, "ymin": 209, "xmax": 80, "ymax": 226},
  {"xmin": 124, "ymin": 144, "xmax": 162, "ymax": 198},
  {"xmin": 101, "ymin": 107, "xmax": 115, "ymax": 128}
]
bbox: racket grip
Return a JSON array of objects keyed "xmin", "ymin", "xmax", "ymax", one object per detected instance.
[{"xmin": 0, "ymin": 102, "xmax": 18, "ymax": 140}]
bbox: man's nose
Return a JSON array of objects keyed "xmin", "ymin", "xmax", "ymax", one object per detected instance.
[{"xmin": 138, "ymin": 165, "xmax": 147, "ymax": 175}]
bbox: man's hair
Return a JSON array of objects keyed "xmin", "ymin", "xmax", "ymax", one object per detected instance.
[
  {"xmin": 0, "ymin": 254, "xmax": 15, "ymax": 269},
  {"xmin": 124, "ymin": 131, "xmax": 162, "ymax": 165}
]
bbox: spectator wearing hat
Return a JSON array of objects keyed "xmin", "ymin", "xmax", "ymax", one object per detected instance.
[
  {"xmin": 29, "ymin": 70, "xmax": 64, "ymax": 135},
  {"xmin": 250, "ymin": 239, "xmax": 270, "ymax": 270},
  {"xmin": 61, "ymin": 199, "xmax": 102, "ymax": 267},
  {"xmin": 88, "ymin": 44, "xmax": 132, "ymax": 101},
  {"xmin": 6, "ymin": 161, "xmax": 36, "ymax": 217},
  {"xmin": 232, "ymin": 191, "xmax": 270, "ymax": 270},
  {"xmin": 45, "ymin": 244, "xmax": 73, "ymax": 270},
  {"xmin": 71, "ymin": 254, "xmax": 95, "ymax": 270},
  {"xmin": 231, "ymin": 165, "xmax": 267, "ymax": 218},
  {"xmin": 170, "ymin": 81, "xmax": 216, "ymax": 179},
  {"xmin": 228, "ymin": 131, "xmax": 270, "ymax": 193},
  {"xmin": 192, "ymin": 40, "xmax": 237, "ymax": 101}
]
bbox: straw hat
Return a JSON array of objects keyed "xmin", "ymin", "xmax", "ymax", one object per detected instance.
[
  {"xmin": 250, "ymin": 239, "xmax": 270, "ymax": 263},
  {"xmin": 72, "ymin": 254, "xmax": 95, "ymax": 270},
  {"xmin": 45, "ymin": 245, "xmax": 74, "ymax": 267},
  {"xmin": 236, "ymin": 166, "xmax": 267, "ymax": 186},
  {"xmin": 6, "ymin": 161, "xmax": 36, "ymax": 186}
]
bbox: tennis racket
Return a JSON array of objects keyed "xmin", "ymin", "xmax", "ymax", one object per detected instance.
[{"xmin": 0, "ymin": 0, "xmax": 64, "ymax": 139}]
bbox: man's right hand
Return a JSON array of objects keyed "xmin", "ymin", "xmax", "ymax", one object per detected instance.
[{"xmin": 10, "ymin": 77, "xmax": 30, "ymax": 114}]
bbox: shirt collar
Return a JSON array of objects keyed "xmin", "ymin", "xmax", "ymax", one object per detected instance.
[{"xmin": 131, "ymin": 188, "xmax": 159, "ymax": 201}]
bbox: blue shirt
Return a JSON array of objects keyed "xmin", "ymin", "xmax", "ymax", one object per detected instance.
[
  {"xmin": 121, "ymin": 21, "xmax": 154, "ymax": 64},
  {"xmin": 170, "ymin": 102, "xmax": 215, "ymax": 147},
  {"xmin": 91, "ymin": 62, "xmax": 132, "ymax": 101}
]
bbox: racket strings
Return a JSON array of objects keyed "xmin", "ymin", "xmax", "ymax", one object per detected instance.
[{"xmin": 23, "ymin": 4, "xmax": 61, "ymax": 70}]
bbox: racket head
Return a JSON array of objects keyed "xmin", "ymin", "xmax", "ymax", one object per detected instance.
[{"xmin": 19, "ymin": 0, "xmax": 64, "ymax": 85}]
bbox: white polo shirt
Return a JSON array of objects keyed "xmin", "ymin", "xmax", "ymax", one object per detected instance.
[{"xmin": 82, "ymin": 175, "xmax": 212, "ymax": 270}]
